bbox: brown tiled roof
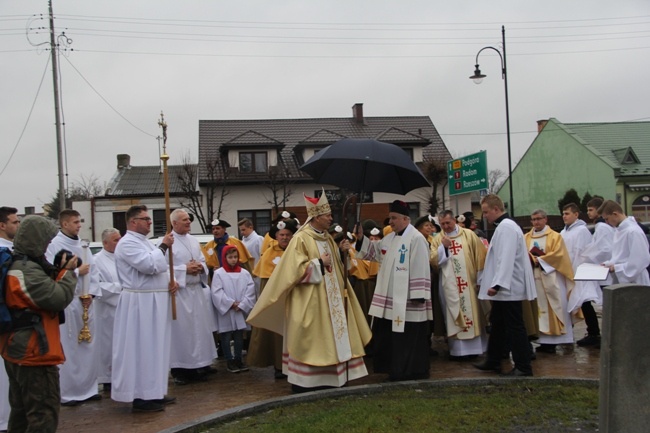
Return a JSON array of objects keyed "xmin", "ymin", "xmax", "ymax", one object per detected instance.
[
  {"xmin": 198, "ymin": 115, "xmax": 450, "ymax": 185},
  {"xmin": 105, "ymin": 164, "xmax": 194, "ymax": 197}
]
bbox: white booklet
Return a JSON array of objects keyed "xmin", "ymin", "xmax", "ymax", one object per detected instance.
[{"xmin": 574, "ymin": 263, "xmax": 610, "ymax": 281}]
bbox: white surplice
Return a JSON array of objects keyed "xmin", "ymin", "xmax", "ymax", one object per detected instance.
[
  {"xmin": 478, "ymin": 219, "xmax": 536, "ymax": 302},
  {"xmin": 604, "ymin": 216, "xmax": 650, "ymax": 285},
  {"xmin": 561, "ymin": 220, "xmax": 601, "ymax": 314},
  {"xmin": 111, "ymin": 231, "xmax": 171, "ymax": 402},
  {"xmin": 211, "ymin": 267, "xmax": 256, "ymax": 332},
  {"xmin": 45, "ymin": 232, "xmax": 100, "ymax": 403},
  {"xmin": 93, "ymin": 249, "xmax": 121, "ymax": 384},
  {"xmin": 580, "ymin": 221, "xmax": 614, "ymax": 289},
  {"xmin": 166, "ymin": 232, "xmax": 217, "ymax": 369},
  {"xmin": 0, "ymin": 237, "xmax": 12, "ymax": 430}
]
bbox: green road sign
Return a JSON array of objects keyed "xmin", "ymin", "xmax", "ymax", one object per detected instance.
[{"xmin": 447, "ymin": 150, "xmax": 488, "ymax": 196}]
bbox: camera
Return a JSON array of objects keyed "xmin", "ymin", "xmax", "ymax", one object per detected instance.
[{"xmin": 53, "ymin": 249, "xmax": 83, "ymax": 269}]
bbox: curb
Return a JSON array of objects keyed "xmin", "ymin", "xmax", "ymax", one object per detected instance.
[{"xmin": 158, "ymin": 377, "xmax": 599, "ymax": 433}]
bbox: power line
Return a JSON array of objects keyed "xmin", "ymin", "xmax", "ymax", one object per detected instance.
[
  {"xmin": 60, "ymin": 56, "xmax": 157, "ymax": 138},
  {"xmin": 0, "ymin": 56, "xmax": 50, "ymax": 178},
  {"xmin": 71, "ymin": 44, "xmax": 650, "ymax": 58},
  {"xmin": 52, "ymin": 13, "xmax": 650, "ymax": 27}
]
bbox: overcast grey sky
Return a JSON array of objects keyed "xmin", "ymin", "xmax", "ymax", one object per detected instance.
[{"xmin": 2, "ymin": 0, "xmax": 649, "ymax": 213}]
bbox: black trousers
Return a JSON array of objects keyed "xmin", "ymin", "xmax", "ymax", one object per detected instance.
[
  {"xmin": 581, "ymin": 301, "xmax": 601, "ymax": 336},
  {"xmin": 486, "ymin": 300, "xmax": 532, "ymax": 375},
  {"xmin": 372, "ymin": 318, "xmax": 430, "ymax": 381}
]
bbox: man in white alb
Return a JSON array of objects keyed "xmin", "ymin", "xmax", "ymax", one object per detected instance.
[
  {"xmin": 112, "ymin": 205, "xmax": 178, "ymax": 412},
  {"xmin": 93, "ymin": 228, "xmax": 122, "ymax": 390},
  {"xmin": 166, "ymin": 209, "xmax": 217, "ymax": 385},
  {"xmin": 45, "ymin": 209, "xmax": 101, "ymax": 406}
]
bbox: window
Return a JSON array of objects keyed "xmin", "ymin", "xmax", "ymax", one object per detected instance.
[
  {"xmin": 240, "ymin": 152, "xmax": 268, "ymax": 173},
  {"xmin": 112, "ymin": 212, "xmax": 126, "ymax": 236},
  {"xmin": 153, "ymin": 208, "xmax": 175, "ymax": 237},
  {"xmin": 238, "ymin": 209, "xmax": 272, "ymax": 237}
]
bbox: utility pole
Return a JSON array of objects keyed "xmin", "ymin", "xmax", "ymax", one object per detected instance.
[{"xmin": 49, "ymin": 0, "xmax": 66, "ymax": 212}]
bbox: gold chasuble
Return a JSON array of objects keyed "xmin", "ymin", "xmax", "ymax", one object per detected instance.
[
  {"xmin": 524, "ymin": 227, "xmax": 574, "ymax": 336},
  {"xmin": 430, "ymin": 228, "xmax": 487, "ymax": 339},
  {"xmin": 247, "ymin": 224, "xmax": 371, "ymax": 387}
]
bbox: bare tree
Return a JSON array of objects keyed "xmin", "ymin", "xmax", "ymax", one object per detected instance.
[
  {"xmin": 176, "ymin": 151, "xmax": 207, "ymax": 231},
  {"xmin": 262, "ymin": 164, "xmax": 294, "ymax": 215},
  {"xmin": 68, "ymin": 174, "xmax": 105, "ymax": 199},
  {"xmin": 488, "ymin": 169, "xmax": 506, "ymax": 194},
  {"xmin": 176, "ymin": 151, "xmax": 229, "ymax": 233},
  {"xmin": 44, "ymin": 174, "xmax": 106, "ymax": 219}
]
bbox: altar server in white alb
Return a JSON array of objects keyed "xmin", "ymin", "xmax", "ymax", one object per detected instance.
[
  {"xmin": 429, "ymin": 210, "xmax": 488, "ymax": 359},
  {"xmin": 211, "ymin": 245, "xmax": 257, "ymax": 373},
  {"xmin": 45, "ymin": 209, "xmax": 101, "ymax": 406},
  {"xmin": 93, "ymin": 228, "xmax": 122, "ymax": 390},
  {"xmin": 575, "ymin": 197, "xmax": 614, "ymax": 347},
  {"xmin": 598, "ymin": 200, "xmax": 650, "ymax": 285},
  {"xmin": 560, "ymin": 203, "xmax": 601, "ymax": 321},
  {"xmin": 165, "ymin": 209, "xmax": 217, "ymax": 384},
  {"xmin": 112, "ymin": 205, "xmax": 178, "ymax": 413},
  {"xmin": 475, "ymin": 194, "xmax": 536, "ymax": 377},
  {"xmin": 356, "ymin": 200, "xmax": 433, "ymax": 381}
]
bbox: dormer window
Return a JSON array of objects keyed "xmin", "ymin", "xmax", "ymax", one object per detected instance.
[{"xmin": 240, "ymin": 152, "xmax": 267, "ymax": 173}]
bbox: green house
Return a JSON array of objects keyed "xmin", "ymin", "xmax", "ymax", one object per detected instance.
[{"xmin": 499, "ymin": 118, "xmax": 650, "ymax": 220}]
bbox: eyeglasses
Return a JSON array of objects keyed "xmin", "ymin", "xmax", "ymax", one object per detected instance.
[{"xmin": 133, "ymin": 217, "xmax": 152, "ymax": 222}]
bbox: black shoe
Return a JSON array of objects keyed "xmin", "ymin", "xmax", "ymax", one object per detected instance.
[
  {"xmin": 236, "ymin": 359, "xmax": 250, "ymax": 372},
  {"xmin": 576, "ymin": 334, "xmax": 601, "ymax": 347},
  {"xmin": 84, "ymin": 394, "xmax": 102, "ymax": 402},
  {"xmin": 501, "ymin": 368, "xmax": 533, "ymax": 377},
  {"xmin": 61, "ymin": 400, "xmax": 80, "ymax": 407},
  {"xmin": 473, "ymin": 360, "xmax": 501, "ymax": 373},
  {"xmin": 132, "ymin": 399, "xmax": 165, "ymax": 412},
  {"xmin": 153, "ymin": 395, "xmax": 176, "ymax": 405},
  {"xmin": 535, "ymin": 344, "xmax": 557, "ymax": 354},
  {"xmin": 199, "ymin": 366, "xmax": 218, "ymax": 375},
  {"xmin": 227, "ymin": 360, "xmax": 240, "ymax": 373},
  {"xmin": 274, "ymin": 369, "xmax": 287, "ymax": 379}
]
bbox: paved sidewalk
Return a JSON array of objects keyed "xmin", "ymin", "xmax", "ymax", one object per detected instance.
[{"xmin": 57, "ymin": 323, "xmax": 600, "ymax": 433}]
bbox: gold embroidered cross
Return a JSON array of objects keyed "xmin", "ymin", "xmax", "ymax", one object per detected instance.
[{"xmin": 394, "ymin": 316, "xmax": 403, "ymax": 326}]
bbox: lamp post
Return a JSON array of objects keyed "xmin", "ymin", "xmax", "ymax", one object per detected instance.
[{"xmin": 470, "ymin": 25, "xmax": 514, "ymax": 217}]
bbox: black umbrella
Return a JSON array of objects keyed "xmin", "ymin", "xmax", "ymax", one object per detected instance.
[{"xmin": 300, "ymin": 138, "xmax": 430, "ymax": 196}]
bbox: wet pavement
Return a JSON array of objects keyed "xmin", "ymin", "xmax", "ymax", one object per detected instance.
[{"xmin": 57, "ymin": 322, "xmax": 600, "ymax": 433}]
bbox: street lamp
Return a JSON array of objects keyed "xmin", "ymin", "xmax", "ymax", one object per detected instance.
[{"xmin": 470, "ymin": 25, "xmax": 514, "ymax": 217}]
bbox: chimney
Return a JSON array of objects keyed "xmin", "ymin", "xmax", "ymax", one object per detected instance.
[
  {"xmin": 117, "ymin": 154, "xmax": 131, "ymax": 169},
  {"xmin": 536, "ymin": 119, "xmax": 548, "ymax": 134},
  {"xmin": 352, "ymin": 103, "xmax": 364, "ymax": 124}
]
